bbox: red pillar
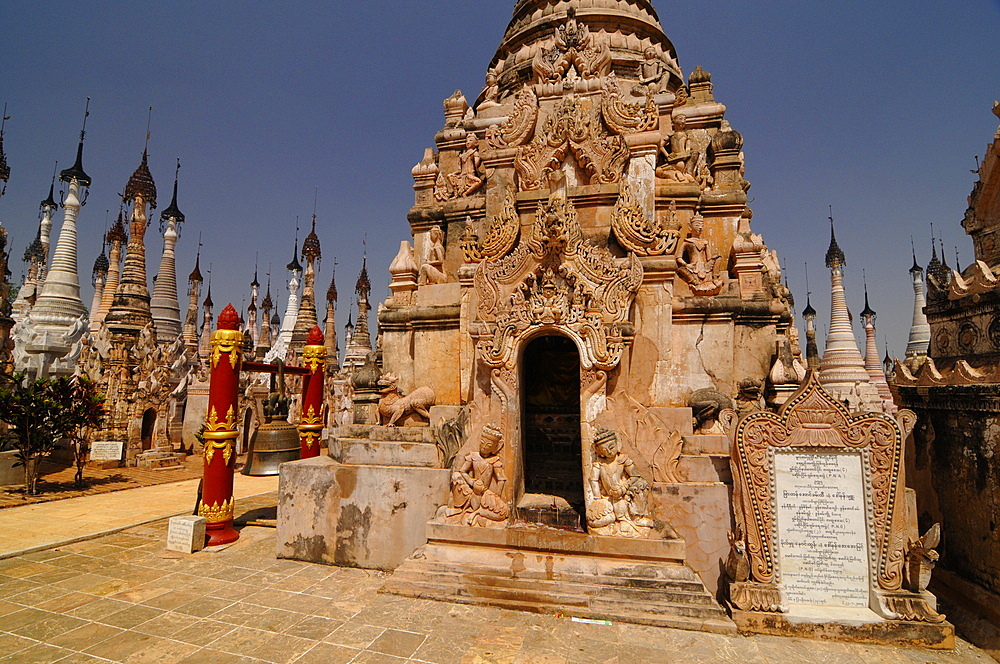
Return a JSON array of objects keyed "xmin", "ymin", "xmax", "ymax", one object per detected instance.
[
  {"xmin": 298, "ymin": 325, "xmax": 326, "ymax": 458},
  {"xmin": 198, "ymin": 304, "xmax": 243, "ymax": 546}
]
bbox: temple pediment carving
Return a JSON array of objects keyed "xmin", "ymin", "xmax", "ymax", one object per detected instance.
[{"xmin": 473, "ymin": 191, "xmax": 641, "ymax": 370}]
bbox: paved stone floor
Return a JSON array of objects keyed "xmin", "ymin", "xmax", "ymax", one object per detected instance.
[{"xmin": 0, "ymin": 492, "xmax": 994, "ymax": 664}]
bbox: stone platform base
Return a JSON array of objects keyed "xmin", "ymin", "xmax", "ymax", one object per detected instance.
[
  {"xmin": 729, "ymin": 607, "xmax": 955, "ymax": 649},
  {"xmin": 383, "ymin": 521, "xmax": 736, "ymax": 634},
  {"xmin": 276, "ymin": 455, "xmax": 450, "ymax": 570}
]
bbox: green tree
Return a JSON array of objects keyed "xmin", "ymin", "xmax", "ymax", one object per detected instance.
[{"xmin": 0, "ymin": 372, "xmax": 106, "ymax": 495}]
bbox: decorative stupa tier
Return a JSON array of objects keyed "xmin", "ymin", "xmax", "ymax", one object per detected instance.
[
  {"xmin": 324, "ymin": 265, "xmax": 339, "ymax": 370},
  {"xmin": 104, "ymin": 146, "xmax": 157, "ymax": 333},
  {"xmin": 817, "ymin": 219, "xmax": 882, "ymax": 411},
  {"xmin": 860, "ymin": 285, "xmax": 896, "ymax": 414},
  {"xmin": 342, "ymin": 254, "xmax": 371, "ymax": 375},
  {"xmin": 291, "ymin": 216, "xmax": 321, "ymax": 349},
  {"xmin": 14, "ymin": 102, "xmax": 92, "ymax": 377},
  {"xmin": 93, "ymin": 211, "xmax": 126, "ymax": 325},
  {"xmin": 257, "ymin": 273, "xmax": 274, "ymax": 355},
  {"xmin": 149, "ymin": 159, "xmax": 185, "ymax": 342},
  {"xmin": 264, "ymin": 238, "xmax": 301, "ymax": 363},
  {"xmin": 89, "ymin": 237, "xmax": 109, "ymax": 328},
  {"xmin": 183, "ymin": 250, "xmax": 203, "ymax": 354},
  {"xmin": 10, "ymin": 174, "xmax": 58, "ymax": 322},
  {"xmin": 246, "ymin": 265, "xmax": 260, "ymax": 351}
]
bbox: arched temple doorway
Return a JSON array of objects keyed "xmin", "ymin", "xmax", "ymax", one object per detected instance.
[
  {"xmin": 520, "ymin": 334, "xmax": 585, "ymax": 528},
  {"xmin": 140, "ymin": 408, "xmax": 156, "ymax": 451}
]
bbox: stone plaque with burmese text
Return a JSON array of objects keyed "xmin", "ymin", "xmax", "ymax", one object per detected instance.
[{"xmin": 775, "ymin": 451, "xmax": 869, "ymax": 608}]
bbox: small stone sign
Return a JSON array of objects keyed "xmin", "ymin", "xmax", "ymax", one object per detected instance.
[
  {"xmin": 775, "ymin": 451, "xmax": 869, "ymax": 608},
  {"xmin": 167, "ymin": 515, "xmax": 207, "ymax": 554},
  {"xmin": 89, "ymin": 441, "xmax": 124, "ymax": 462}
]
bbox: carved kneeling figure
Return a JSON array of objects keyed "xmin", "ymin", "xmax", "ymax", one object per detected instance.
[
  {"xmin": 442, "ymin": 423, "xmax": 510, "ymax": 527},
  {"xmin": 587, "ymin": 427, "xmax": 654, "ymax": 537}
]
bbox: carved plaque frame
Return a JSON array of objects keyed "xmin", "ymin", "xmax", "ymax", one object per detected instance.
[{"xmin": 731, "ymin": 373, "xmax": 915, "ymax": 600}]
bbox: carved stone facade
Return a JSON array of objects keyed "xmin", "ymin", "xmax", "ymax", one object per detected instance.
[
  {"xmin": 282, "ymin": 0, "xmax": 839, "ymax": 635},
  {"xmin": 896, "ymin": 104, "xmax": 1000, "ymax": 634}
]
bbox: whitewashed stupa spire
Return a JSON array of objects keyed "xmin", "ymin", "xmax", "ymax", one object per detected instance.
[
  {"xmin": 150, "ymin": 158, "xmax": 184, "ymax": 342},
  {"xmin": 817, "ymin": 211, "xmax": 881, "ymax": 411},
  {"xmin": 860, "ymin": 276, "xmax": 896, "ymax": 414},
  {"xmin": 905, "ymin": 238, "xmax": 931, "ymax": 361}
]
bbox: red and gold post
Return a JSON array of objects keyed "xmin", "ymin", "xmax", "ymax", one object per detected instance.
[
  {"xmin": 198, "ymin": 304, "xmax": 243, "ymax": 546},
  {"xmin": 298, "ymin": 325, "xmax": 326, "ymax": 459}
]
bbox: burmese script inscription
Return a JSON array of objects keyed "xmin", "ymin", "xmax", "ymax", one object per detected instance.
[{"xmin": 775, "ymin": 452, "xmax": 870, "ymax": 607}]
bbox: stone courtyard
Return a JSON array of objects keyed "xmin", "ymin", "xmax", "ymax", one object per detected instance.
[{"xmin": 0, "ymin": 492, "xmax": 993, "ymax": 664}]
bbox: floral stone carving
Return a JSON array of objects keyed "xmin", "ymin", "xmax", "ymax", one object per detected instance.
[
  {"xmin": 515, "ymin": 95, "xmax": 629, "ymax": 191},
  {"xmin": 610, "ymin": 182, "xmax": 680, "ymax": 257},
  {"xmin": 586, "ymin": 427, "xmax": 654, "ymax": 538},
  {"xmin": 441, "ymin": 422, "xmax": 510, "ymax": 527},
  {"xmin": 474, "ymin": 192, "xmax": 642, "ymax": 371},
  {"xmin": 486, "ymin": 85, "xmax": 538, "ymax": 150}
]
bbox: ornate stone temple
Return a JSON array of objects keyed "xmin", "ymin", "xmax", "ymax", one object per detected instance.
[
  {"xmin": 894, "ymin": 101, "xmax": 1000, "ymax": 636},
  {"xmin": 279, "ymin": 0, "xmax": 808, "ymax": 633},
  {"xmin": 79, "ymin": 141, "xmax": 192, "ymax": 467}
]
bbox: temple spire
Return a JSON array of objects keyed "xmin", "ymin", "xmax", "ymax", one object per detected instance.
[
  {"xmin": 860, "ymin": 273, "xmax": 895, "ymax": 414},
  {"xmin": 150, "ymin": 158, "xmax": 184, "ymax": 342},
  {"xmin": 343, "ymin": 240, "xmax": 372, "ymax": 374},
  {"xmin": 324, "ymin": 258, "xmax": 339, "ymax": 370},
  {"xmin": 106, "ymin": 111, "xmax": 158, "ymax": 333},
  {"xmin": 183, "ymin": 238, "xmax": 203, "ymax": 354},
  {"xmin": 264, "ymin": 221, "xmax": 303, "ymax": 363},
  {"xmin": 16, "ymin": 100, "xmax": 92, "ymax": 376},
  {"xmin": 291, "ymin": 197, "xmax": 321, "ymax": 350},
  {"xmin": 905, "ymin": 236, "xmax": 930, "ymax": 363},
  {"xmin": 817, "ymin": 210, "xmax": 881, "ymax": 411},
  {"xmin": 801, "ymin": 263, "xmax": 819, "ymax": 371}
]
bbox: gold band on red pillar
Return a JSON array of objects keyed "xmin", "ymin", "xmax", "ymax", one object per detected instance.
[
  {"xmin": 298, "ymin": 325, "xmax": 326, "ymax": 459},
  {"xmin": 198, "ymin": 304, "xmax": 243, "ymax": 546}
]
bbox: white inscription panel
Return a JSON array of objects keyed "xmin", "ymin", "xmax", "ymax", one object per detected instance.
[
  {"xmin": 89, "ymin": 441, "xmax": 124, "ymax": 462},
  {"xmin": 775, "ymin": 452, "xmax": 869, "ymax": 608}
]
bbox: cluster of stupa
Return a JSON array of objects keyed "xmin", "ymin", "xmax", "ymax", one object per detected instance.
[{"xmin": 0, "ymin": 103, "xmax": 375, "ymax": 467}]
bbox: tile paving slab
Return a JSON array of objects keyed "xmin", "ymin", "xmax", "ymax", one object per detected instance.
[{"xmin": 0, "ymin": 490, "xmax": 993, "ymax": 664}]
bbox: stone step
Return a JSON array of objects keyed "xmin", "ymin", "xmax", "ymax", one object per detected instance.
[
  {"xmin": 389, "ymin": 563, "xmax": 717, "ymax": 606},
  {"xmin": 329, "ymin": 437, "xmax": 439, "ymax": 468},
  {"xmin": 681, "ymin": 433, "xmax": 730, "ymax": 455},
  {"xmin": 677, "ymin": 454, "xmax": 732, "ymax": 483},
  {"xmin": 384, "ymin": 524, "xmax": 734, "ymax": 634},
  {"xmin": 331, "ymin": 424, "xmax": 435, "ymax": 444},
  {"xmin": 415, "ymin": 544, "xmax": 705, "ymax": 591}
]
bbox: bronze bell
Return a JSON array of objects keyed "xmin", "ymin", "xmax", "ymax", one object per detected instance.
[{"xmin": 242, "ymin": 363, "xmax": 301, "ymax": 476}]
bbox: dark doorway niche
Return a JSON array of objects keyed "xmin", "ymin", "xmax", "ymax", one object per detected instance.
[
  {"xmin": 140, "ymin": 408, "xmax": 156, "ymax": 451},
  {"xmin": 520, "ymin": 334, "xmax": 584, "ymax": 529}
]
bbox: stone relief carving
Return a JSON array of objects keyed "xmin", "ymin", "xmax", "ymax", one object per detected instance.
[
  {"xmin": 636, "ymin": 47, "xmax": 677, "ymax": 96},
  {"xmin": 606, "ymin": 391, "xmax": 683, "ymax": 483},
  {"xmin": 656, "ymin": 115, "xmax": 697, "ymax": 184},
  {"xmin": 441, "ymin": 422, "xmax": 510, "ymax": 527},
  {"xmin": 586, "ymin": 426, "xmax": 654, "ymax": 538},
  {"xmin": 486, "ymin": 86, "xmax": 538, "ymax": 150},
  {"xmin": 531, "ymin": 8, "xmax": 611, "ymax": 84},
  {"xmin": 474, "ymin": 192, "xmax": 642, "ymax": 371},
  {"xmin": 610, "ymin": 182, "xmax": 680, "ymax": 257},
  {"xmin": 904, "ymin": 523, "xmax": 941, "ymax": 594},
  {"xmin": 689, "ymin": 388, "xmax": 734, "ymax": 434},
  {"xmin": 435, "ymin": 134, "xmax": 484, "ymax": 201},
  {"xmin": 677, "ymin": 215, "xmax": 725, "ymax": 296},
  {"xmin": 601, "ymin": 73, "xmax": 657, "ymax": 135},
  {"xmin": 729, "ymin": 373, "xmax": 932, "ymax": 619},
  {"xmin": 479, "ymin": 68, "xmax": 500, "ymax": 110},
  {"xmin": 418, "ymin": 225, "xmax": 448, "ymax": 285},
  {"xmin": 463, "ymin": 189, "xmax": 521, "ymax": 265},
  {"xmin": 515, "ymin": 95, "xmax": 629, "ymax": 191},
  {"xmin": 377, "ymin": 372, "xmax": 435, "ymax": 426}
]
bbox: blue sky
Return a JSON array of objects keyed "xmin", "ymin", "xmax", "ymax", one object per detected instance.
[{"xmin": 1, "ymin": 1, "xmax": 999, "ymax": 358}]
